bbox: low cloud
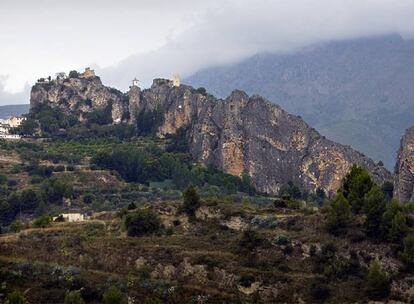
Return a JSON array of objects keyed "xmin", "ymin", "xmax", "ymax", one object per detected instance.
[
  {"xmin": 0, "ymin": 76, "xmax": 29, "ymax": 105},
  {"xmin": 99, "ymin": 0, "xmax": 414, "ymax": 91}
]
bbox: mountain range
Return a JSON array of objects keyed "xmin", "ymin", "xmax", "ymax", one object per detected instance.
[
  {"xmin": 185, "ymin": 34, "xmax": 414, "ymax": 170},
  {"xmin": 0, "ymin": 104, "xmax": 29, "ymax": 119}
]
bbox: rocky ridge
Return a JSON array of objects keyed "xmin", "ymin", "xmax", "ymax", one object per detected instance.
[
  {"xmin": 30, "ymin": 73, "xmax": 392, "ymax": 195},
  {"xmin": 394, "ymin": 127, "xmax": 414, "ymax": 202}
]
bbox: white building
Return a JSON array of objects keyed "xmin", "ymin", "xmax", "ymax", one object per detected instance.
[
  {"xmin": 53, "ymin": 213, "xmax": 87, "ymax": 222},
  {"xmin": 0, "ymin": 134, "xmax": 21, "ymax": 140},
  {"xmin": 132, "ymin": 78, "xmax": 139, "ymax": 87}
]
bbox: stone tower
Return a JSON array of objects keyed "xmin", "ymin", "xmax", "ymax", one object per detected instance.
[
  {"xmin": 81, "ymin": 67, "xmax": 95, "ymax": 78},
  {"xmin": 172, "ymin": 74, "xmax": 181, "ymax": 87},
  {"xmin": 128, "ymin": 80, "xmax": 142, "ymax": 124}
]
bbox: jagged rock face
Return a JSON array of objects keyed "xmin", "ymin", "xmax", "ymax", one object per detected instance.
[
  {"xmin": 29, "ymin": 75, "xmax": 391, "ymax": 195},
  {"xmin": 394, "ymin": 127, "xmax": 414, "ymax": 202},
  {"xmin": 189, "ymin": 91, "xmax": 391, "ymax": 195},
  {"xmin": 30, "ymin": 76, "xmax": 127, "ymax": 123}
]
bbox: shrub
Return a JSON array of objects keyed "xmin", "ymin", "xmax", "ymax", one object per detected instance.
[
  {"xmin": 238, "ymin": 229, "xmax": 263, "ymax": 252},
  {"xmin": 127, "ymin": 202, "xmax": 136, "ymax": 210},
  {"xmin": 182, "ymin": 184, "xmax": 200, "ymax": 216},
  {"xmin": 83, "ymin": 193, "xmax": 94, "ymax": 204},
  {"xmin": 33, "ymin": 215, "xmax": 52, "ymax": 228},
  {"xmin": 0, "ymin": 174, "xmax": 7, "ymax": 185},
  {"xmin": 274, "ymin": 234, "xmax": 290, "ymax": 245},
  {"xmin": 67, "ymin": 165, "xmax": 75, "ymax": 171},
  {"xmin": 54, "ymin": 214, "xmax": 65, "ymax": 222},
  {"xmin": 250, "ymin": 215, "xmax": 277, "ymax": 228},
  {"xmin": 7, "ymin": 179, "xmax": 18, "ymax": 187},
  {"xmin": 366, "ymin": 260, "xmax": 390, "ymax": 300},
  {"xmin": 10, "ymin": 220, "xmax": 23, "ymax": 233},
  {"xmin": 125, "ymin": 209, "xmax": 162, "ymax": 237},
  {"xmin": 309, "ymin": 277, "xmax": 330, "ymax": 301},
  {"xmin": 278, "ymin": 181, "xmax": 302, "ymax": 200},
  {"xmin": 64, "ymin": 290, "xmax": 85, "ymax": 304},
  {"xmin": 273, "ymin": 199, "xmax": 287, "ymax": 208},
  {"xmin": 238, "ymin": 274, "xmax": 255, "ymax": 287},
  {"xmin": 103, "ymin": 286, "xmax": 127, "ymax": 304},
  {"xmin": 7, "ymin": 290, "xmax": 26, "ymax": 304}
]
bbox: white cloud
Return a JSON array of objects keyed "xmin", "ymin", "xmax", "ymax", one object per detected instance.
[
  {"xmin": 99, "ymin": 0, "xmax": 414, "ymax": 90},
  {"xmin": 1, "ymin": 0, "xmax": 414, "ymax": 102}
]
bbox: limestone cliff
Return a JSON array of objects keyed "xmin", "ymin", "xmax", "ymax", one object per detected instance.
[
  {"xmin": 394, "ymin": 127, "xmax": 414, "ymax": 202},
  {"xmin": 30, "ymin": 73, "xmax": 391, "ymax": 195}
]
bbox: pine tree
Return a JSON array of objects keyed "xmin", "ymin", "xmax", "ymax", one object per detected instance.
[
  {"xmin": 366, "ymin": 260, "xmax": 390, "ymax": 300},
  {"xmin": 363, "ymin": 186, "xmax": 386, "ymax": 238},
  {"xmin": 388, "ymin": 211, "xmax": 408, "ymax": 243},
  {"xmin": 182, "ymin": 184, "xmax": 200, "ymax": 216},
  {"xmin": 381, "ymin": 199, "xmax": 402, "ymax": 238},
  {"xmin": 400, "ymin": 234, "xmax": 414, "ymax": 269},
  {"xmin": 326, "ymin": 192, "xmax": 351, "ymax": 234},
  {"xmin": 341, "ymin": 165, "xmax": 373, "ymax": 213}
]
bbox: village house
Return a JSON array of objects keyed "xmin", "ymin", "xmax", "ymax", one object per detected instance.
[{"xmin": 53, "ymin": 213, "xmax": 88, "ymax": 222}]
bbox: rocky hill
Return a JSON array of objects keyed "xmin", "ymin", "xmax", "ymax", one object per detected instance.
[
  {"xmin": 185, "ymin": 34, "xmax": 414, "ymax": 169},
  {"xmin": 30, "ymin": 72, "xmax": 391, "ymax": 195},
  {"xmin": 395, "ymin": 127, "xmax": 414, "ymax": 202}
]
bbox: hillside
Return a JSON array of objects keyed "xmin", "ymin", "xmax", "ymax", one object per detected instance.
[
  {"xmin": 185, "ymin": 34, "xmax": 414, "ymax": 169},
  {"xmin": 0, "ymin": 104, "xmax": 29, "ymax": 119},
  {"xmin": 0, "ymin": 72, "xmax": 412, "ymax": 304},
  {"xmin": 25, "ymin": 71, "xmax": 391, "ymax": 195}
]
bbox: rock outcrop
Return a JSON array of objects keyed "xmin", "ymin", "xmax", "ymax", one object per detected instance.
[
  {"xmin": 394, "ymin": 127, "xmax": 414, "ymax": 202},
  {"xmin": 30, "ymin": 72, "xmax": 391, "ymax": 195}
]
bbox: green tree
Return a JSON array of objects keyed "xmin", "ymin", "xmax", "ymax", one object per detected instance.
[
  {"xmin": 19, "ymin": 189, "xmax": 42, "ymax": 212},
  {"xmin": 10, "ymin": 220, "xmax": 23, "ymax": 233},
  {"xmin": 341, "ymin": 165, "xmax": 373, "ymax": 213},
  {"xmin": 326, "ymin": 192, "xmax": 351, "ymax": 234},
  {"xmin": 42, "ymin": 177, "xmax": 73, "ymax": 204},
  {"xmin": 400, "ymin": 234, "xmax": 414, "ymax": 268},
  {"xmin": 64, "ymin": 290, "xmax": 85, "ymax": 304},
  {"xmin": 32, "ymin": 215, "xmax": 52, "ymax": 228},
  {"xmin": 103, "ymin": 286, "xmax": 127, "ymax": 304},
  {"xmin": 381, "ymin": 199, "xmax": 402, "ymax": 238},
  {"xmin": 7, "ymin": 290, "xmax": 26, "ymax": 304},
  {"xmin": 13, "ymin": 118, "xmax": 39, "ymax": 136},
  {"xmin": 388, "ymin": 211, "xmax": 407, "ymax": 243},
  {"xmin": 125, "ymin": 209, "xmax": 161, "ymax": 237},
  {"xmin": 363, "ymin": 186, "xmax": 386, "ymax": 238},
  {"xmin": 68, "ymin": 70, "xmax": 80, "ymax": 78},
  {"xmin": 366, "ymin": 260, "xmax": 390, "ymax": 300},
  {"xmin": 182, "ymin": 184, "xmax": 200, "ymax": 216}
]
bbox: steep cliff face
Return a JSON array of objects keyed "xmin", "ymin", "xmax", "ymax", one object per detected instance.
[
  {"xmin": 30, "ymin": 74, "xmax": 391, "ymax": 195},
  {"xmin": 394, "ymin": 127, "xmax": 414, "ymax": 202},
  {"xmin": 188, "ymin": 90, "xmax": 391, "ymax": 195}
]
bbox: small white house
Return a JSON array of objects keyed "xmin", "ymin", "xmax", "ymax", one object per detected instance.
[{"xmin": 53, "ymin": 213, "xmax": 87, "ymax": 222}]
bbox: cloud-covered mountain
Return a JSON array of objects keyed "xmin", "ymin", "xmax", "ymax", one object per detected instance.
[{"xmin": 185, "ymin": 34, "xmax": 414, "ymax": 169}]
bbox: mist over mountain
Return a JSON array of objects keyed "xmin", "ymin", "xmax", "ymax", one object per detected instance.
[{"xmin": 186, "ymin": 34, "xmax": 414, "ymax": 169}]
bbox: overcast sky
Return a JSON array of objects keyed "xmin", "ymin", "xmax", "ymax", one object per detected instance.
[{"xmin": 1, "ymin": 0, "xmax": 414, "ymax": 104}]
